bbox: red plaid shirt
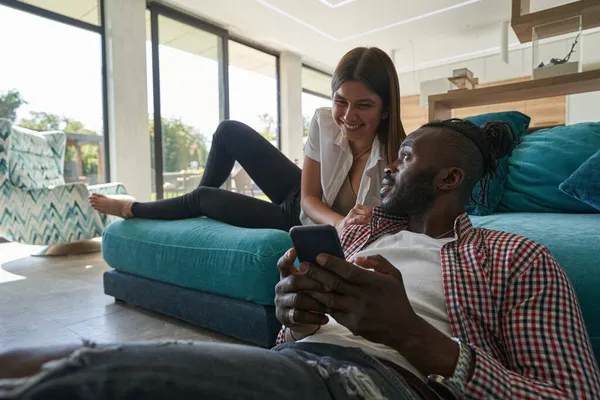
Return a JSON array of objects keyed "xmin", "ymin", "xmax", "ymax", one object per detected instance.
[{"xmin": 277, "ymin": 207, "xmax": 600, "ymax": 399}]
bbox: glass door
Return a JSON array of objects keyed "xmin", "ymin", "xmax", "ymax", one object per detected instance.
[{"xmin": 147, "ymin": 5, "xmax": 228, "ymax": 199}]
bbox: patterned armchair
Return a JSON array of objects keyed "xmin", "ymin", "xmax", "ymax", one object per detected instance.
[{"xmin": 0, "ymin": 118, "xmax": 130, "ymax": 254}]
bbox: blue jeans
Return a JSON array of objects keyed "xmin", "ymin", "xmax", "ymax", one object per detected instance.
[{"xmin": 0, "ymin": 341, "xmax": 421, "ymax": 399}]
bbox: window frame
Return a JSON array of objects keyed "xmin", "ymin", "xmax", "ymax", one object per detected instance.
[
  {"xmin": 301, "ymin": 64, "xmax": 332, "ymax": 100},
  {"xmin": 147, "ymin": 2, "xmax": 229, "ymax": 199}
]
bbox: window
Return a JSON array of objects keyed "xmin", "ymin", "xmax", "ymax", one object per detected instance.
[
  {"xmin": 228, "ymin": 41, "xmax": 279, "ymax": 147},
  {"xmin": 147, "ymin": 5, "xmax": 281, "ymax": 201},
  {"xmin": 0, "ymin": 1, "xmax": 107, "ymax": 185},
  {"xmin": 227, "ymin": 40, "xmax": 279, "ymax": 200},
  {"xmin": 147, "ymin": 6, "xmax": 225, "ymax": 200},
  {"xmin": 302, "ymin": 66, "xmax": 332, "ymax": 144}
]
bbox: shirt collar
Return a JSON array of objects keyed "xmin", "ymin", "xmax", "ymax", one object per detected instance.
[{"xmin": 372, "ymin": 206, "xmax": 472, "ymax": 239}]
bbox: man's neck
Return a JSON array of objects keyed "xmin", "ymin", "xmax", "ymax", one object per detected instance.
[{"xmin": 405, "ymin": 204, "xmax": 464, "ymax": 239}]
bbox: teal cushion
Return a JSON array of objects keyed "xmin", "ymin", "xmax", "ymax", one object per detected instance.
[
  {"xmin": 559, "ymin": 149, "xmax": 600, "ymax": 211},
  {"xmin": 470, "ymin": 213, "xmax": 600, "ymax": 362},
  {"xmin": 102, "ymin": 218, "xmax": 293, "ymax": 306},
  {"xmin": 463, "ymin": 111, "xmax": 531, "ymax": 216},
  {"xmin": 499, "ymin": 122, "xmax": 600, "ymax": 213}
]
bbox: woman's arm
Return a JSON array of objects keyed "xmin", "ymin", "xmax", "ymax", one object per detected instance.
[{"xmin": 301, "ymin": 157, "xmax": 344, "ymax": 227}]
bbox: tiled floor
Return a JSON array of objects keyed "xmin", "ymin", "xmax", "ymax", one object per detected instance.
[{"xmin": 0, "ymin": 241, "xmax": 244, "ymax": 350}]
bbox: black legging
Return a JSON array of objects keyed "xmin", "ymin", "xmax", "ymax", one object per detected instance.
[{"xmin": 132, "ymin": 120, "xmax": 302, "ymax": 231}]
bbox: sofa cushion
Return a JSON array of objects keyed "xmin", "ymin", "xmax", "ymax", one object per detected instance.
[
  {"xmin": 559, "ymin": 149, "xmax": 600, "ymax": 211},
  {"xmin": 470, "ymin": 212, "xmax": 600, "ymax": 362},
  {"xmin": 498, "ymin": 122, "xmax": 600, "ymax": 213},
  {"xmin": 463, "ymin": 111, "xmax": 531, "ymax": 216},
  {"xmin": 102, "ymin": 218, "xmax": 293, "ymax": 306},
  {"xmin": 9, "ymin": 126, "xmax": 65, "ymax": 189}
]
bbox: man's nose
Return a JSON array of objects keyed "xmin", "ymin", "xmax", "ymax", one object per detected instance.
[{"xmin": 384, "ymin": 163, "xmax": 399, "ymax": 175}]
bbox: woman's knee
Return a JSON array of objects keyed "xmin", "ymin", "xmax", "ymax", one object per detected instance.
[{"xmin": 213, "ymin": 120, "xmax": 256, "ymax": 143}]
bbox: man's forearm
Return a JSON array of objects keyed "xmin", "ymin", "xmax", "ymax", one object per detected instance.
[
  {"xmin": 389, "ymin": 317, "xmax": 462, "ymax": 378},
  {"xmin": 0, "ymin": 344, "xmax": 83, "ymax": 379}
]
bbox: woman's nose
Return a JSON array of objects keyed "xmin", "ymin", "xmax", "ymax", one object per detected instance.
[{"xmin": 344, "ymin": 106, "xmax": 357, "ymax": 121}]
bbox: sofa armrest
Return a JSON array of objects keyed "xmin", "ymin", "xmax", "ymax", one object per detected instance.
[
  {"xmin": 0, "ymin": 119, "xmax": 12, "ymax": 188},
  {"xmin": 0, "ymin": 183, "xmax": 108, "ymax": 245},
  {"xmin": 88, "ymin": 182, "xmax": 128, "ymax": 196}
]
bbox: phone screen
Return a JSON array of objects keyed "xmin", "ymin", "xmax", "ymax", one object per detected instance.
[{"xmin": 289, "ymin": 225, "xmax": 345, "ymax": 264}]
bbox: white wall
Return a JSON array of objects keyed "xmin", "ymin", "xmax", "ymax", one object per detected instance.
[
  {"xmin": 567, "ymin": 91, "xmax": 600, "ymax": 124},
  {"xmin": 397, "ymin": 30, "xmax": 600, "ymax": 125},
  {"xmin": 104, "ymin": 0, "xmax": 152, "ymax": 201}
]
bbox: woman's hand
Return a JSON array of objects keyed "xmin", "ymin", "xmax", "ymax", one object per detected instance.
[{"xmin": 335, "ymin": 205, "xmax": 374, "ymax": 235}]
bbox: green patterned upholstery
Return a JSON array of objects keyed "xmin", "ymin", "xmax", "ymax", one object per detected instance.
[
  {"xmin": 9, "ymin": 125, "xmax": 66, "ymax": 189},
  {"xmin": 0, "ymin": 118, "xmax": 128, "ymax": 245}
]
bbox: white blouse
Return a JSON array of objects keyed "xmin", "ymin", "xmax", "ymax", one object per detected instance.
[{"xmin": 300, "ymin": 107, "xmax": 387, "ymax": 225}]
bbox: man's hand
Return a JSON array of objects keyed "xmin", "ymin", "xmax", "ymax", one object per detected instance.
[
  {"xmin": 335, "ymin": 205, "xmax": 373, "ymax": 235},
  {"xmin": 305, "ymin": 254, "xmax": 460, "ymax": 377},
  {"xmin": 304, "ymin": 254, "xmax": 419, "ymax": 346},
  {"xmin": 274, "ymin": 249, "xmax": 329, "ymax": 337}
]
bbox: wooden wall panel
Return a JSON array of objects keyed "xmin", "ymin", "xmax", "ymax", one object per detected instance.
[
  {"xmin": 401, "ymin": 76, "xmax": 566, "ymax": 130},
  {"xmin": 400, "ymin": 94, "xmax": 428, "ymax": 134},
  {"xmin": 525, "ymin": 96, "xmax": 566, "ymax": 128}
]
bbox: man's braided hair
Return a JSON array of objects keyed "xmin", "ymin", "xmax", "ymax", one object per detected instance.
[{"xmin": 422, "ymin": 118, "xmax": 519, "ymax": 206}]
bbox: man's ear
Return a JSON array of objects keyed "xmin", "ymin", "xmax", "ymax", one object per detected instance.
[{"xmin": 437, "ymin": 167, "xmax": 464, "ymax": 191}]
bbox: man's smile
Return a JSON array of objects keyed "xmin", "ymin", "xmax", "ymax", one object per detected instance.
[{"xmin": 380, "ymin": 175, "xmax": 395, "ymax": 198}]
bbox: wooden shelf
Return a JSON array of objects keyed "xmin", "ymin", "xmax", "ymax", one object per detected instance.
[
  {"xmin": 428, "ymin": 69, "xmax": 600, "ymax": 121},
  {"xmin": 512, "ymin": 0, "xmax": 600, "ymax": 43}
]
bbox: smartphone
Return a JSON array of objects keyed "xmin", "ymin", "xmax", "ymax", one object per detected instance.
[{"xmin": 289, "ymin": 224, "xmax": 346, "ymax": 264}]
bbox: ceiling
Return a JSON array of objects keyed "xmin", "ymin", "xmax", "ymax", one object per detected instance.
[
  {"xmin": 16, "ymin": 0, "xmax": 576, "ymax": 76},
  {"xmin": 166, "ymin": 0, "xmax": 577, "ymax": 73},
  {"xmin": 19, "ymin": 0, "xmax": 99, "ymax": 25}
]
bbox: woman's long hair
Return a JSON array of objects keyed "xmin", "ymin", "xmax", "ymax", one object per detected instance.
[{"xmin": 331, "ymin": 47, "xmax": 406, "ymax": 164}]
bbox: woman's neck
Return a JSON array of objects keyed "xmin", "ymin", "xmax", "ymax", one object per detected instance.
[{"xmin": 348, "ymin": 138, "xmax": 374, "ymax": 158}]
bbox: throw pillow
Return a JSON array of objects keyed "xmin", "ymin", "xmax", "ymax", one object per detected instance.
[
  {"xmin": 498, "ymin": 122, "xmax": 600, "ymax": 213},
  {"xmin": 559, "ymin": 149, "xmax": 600, "ymax": 211},
  {"xmin": 463, "ymin": 111, "xmax": 531, "ymax": 215}
]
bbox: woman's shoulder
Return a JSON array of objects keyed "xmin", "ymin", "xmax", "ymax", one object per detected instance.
[
  {"xmin": 314, "ymin": 107, "xmax": 332, "ymax": 118},
  {"xmin": 311, "ymin": 107, "xmax": 338, "ymax": 137},
  {"xmin": 311, "ymin": 107, "xmax": 334, "ymax": 124}
]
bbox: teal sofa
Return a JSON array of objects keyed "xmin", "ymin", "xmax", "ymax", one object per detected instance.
[
  {"xmin": 470, "ymin": 213, "xmax": 600, "ymax": 362},
  {"xmin": 102, "ymin": 119, "xmax": 600, "ymax": 363},
  {"xmin": 103, "ymin": 218, "xmax": 291, "ymax": 347}
]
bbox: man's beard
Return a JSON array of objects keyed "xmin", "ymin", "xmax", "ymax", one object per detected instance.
[{"xmin": 381, "ymin": 167, "xmax": 439, "ymax": 216}]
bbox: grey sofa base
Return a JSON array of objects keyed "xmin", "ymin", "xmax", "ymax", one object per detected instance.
[{"xmin": 103, "ymin": 270, "xmax": 281, "ymax": 347}]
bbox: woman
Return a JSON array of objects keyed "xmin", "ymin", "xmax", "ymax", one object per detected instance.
[{"xmin": 91, "ymin": 47, "xmax": 406, "ymax": 233}]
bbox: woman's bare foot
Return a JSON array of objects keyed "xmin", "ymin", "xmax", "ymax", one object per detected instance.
[{"xmin": 90, "ymin": 194, "xmax": 133, "ymax": 218}]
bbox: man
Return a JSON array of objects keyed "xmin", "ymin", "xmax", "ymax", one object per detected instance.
[
  {"xmin": 1, "ymin": 120, "xmax": 598, "ymax": 399},
  {"xmin": 274, "ymin": 119, "xmax": 600, "ymax": 399}
]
